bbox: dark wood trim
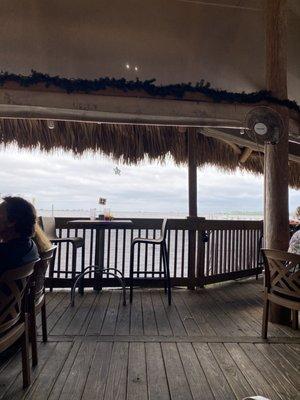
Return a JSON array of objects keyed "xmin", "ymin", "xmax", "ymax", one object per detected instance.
[{"xmin": 38, "ymin": 335, "xmax": 300, "ymax": 344}]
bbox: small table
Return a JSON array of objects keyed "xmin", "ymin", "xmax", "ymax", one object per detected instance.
[{"xmin": 67, "ymin": 219, "xmax": 133, "ymax": 304}]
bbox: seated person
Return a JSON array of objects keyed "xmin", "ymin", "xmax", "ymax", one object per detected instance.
[
  {"xmin": 288, "ymin": 229, "xmax": 300, "ymax": 255},
  {"xmin": 0, "ymin": 196, "xmax": 39, "ymax": 275},
  {"xmin": 290, "ymin": 206, "xmax": 300, "ymax": 230},
  {"xmin": 33, "ymin": 223, "xmax": 52, "ymax": 254}
]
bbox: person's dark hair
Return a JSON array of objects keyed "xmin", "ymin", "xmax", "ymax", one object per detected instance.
[{"xmin": 3, "ymin": 196, "xmax": 37, "ymax": 238}]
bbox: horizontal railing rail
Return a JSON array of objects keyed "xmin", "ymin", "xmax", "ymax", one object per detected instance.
[{"xmin": 46, "ymin": 217, "xmax": 263, "ymax": 288}]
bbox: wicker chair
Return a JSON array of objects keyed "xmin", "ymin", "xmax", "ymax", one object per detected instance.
[
  {"xmin": 40, "ymin": 217, "xmax": 84, "ymax": 291},
  {"xmin": 129, "ymin": 219, "xmax": 171, "ymax": 305},
  {"xmin": 0, "ymin": 261, "xmax": 38, "ymax": 388},
  {"xmin": 29, "ymin": 246, "xmax": 57, "ymax": 366},
  {"xmin": 261, "ymin": 249, "xmax": 300, "ymax": 338}
]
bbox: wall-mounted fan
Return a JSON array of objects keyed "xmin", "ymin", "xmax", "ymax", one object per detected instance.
[{"xmin": 245, "ymin": 106, "xmax": 284, "ymax": 145}]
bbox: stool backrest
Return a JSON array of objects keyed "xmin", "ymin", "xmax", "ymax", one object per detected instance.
[
  {"xmin": 0, "ymin": 260, "xmax": 38, "ymax": 334},
  {"xmin": 262, "ymin": 249, "xmax": 300, "ymax": 300},
  {"xmin": 40, "ymin": 217, "xmax": 57, "ymax": 240},
  {"xmin": 161, "ymin": 219, "xmax": 168, "ymax": 241},
  {"xmin": 32, "ymin": 246, "xmax": 57, "ymax": 301}
]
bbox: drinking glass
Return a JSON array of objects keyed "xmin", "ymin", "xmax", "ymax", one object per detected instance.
[
  {"xmin": 90, "ymin": 208, "xmax": 96, "ymax": 220},
  {"xmin": 104, "ymin": 208, "xmax": 110, "ymax": 221}
]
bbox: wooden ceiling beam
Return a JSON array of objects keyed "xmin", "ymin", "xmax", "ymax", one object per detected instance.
[
  {"xmin": 0, "ymin": 87, "xmax": 298, "ymax": 134},
  {"xmin": 202, "ymin": 127, "xmax": 300, "ymax": 163},
  {"xmin": 239, "ymin": 147, "xmax": 253, "ymax": 163}
]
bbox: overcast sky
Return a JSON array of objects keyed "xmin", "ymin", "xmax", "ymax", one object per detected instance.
[{"xmin": 0, "ymin": 144, "xmax": 299, "ymax": 216}]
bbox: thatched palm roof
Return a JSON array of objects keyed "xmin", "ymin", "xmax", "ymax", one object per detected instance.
[{"xmin": 1, "ymin": 118, "xmax": 300, "ymax": 189}]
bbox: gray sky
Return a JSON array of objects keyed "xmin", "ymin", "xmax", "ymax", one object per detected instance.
[{"xmin": 0, "ymin": 144, "xmax": 299, "ymax": 216}]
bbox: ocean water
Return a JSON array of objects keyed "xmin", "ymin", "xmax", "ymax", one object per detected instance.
[{"xmin": 38, "ymin": 209, "xmax": 263, "ymax": 220}]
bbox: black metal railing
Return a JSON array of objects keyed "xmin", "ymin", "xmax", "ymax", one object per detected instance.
[{"xmin": 46, "ymin": 217, "xmax": 263, "ymax": 288}]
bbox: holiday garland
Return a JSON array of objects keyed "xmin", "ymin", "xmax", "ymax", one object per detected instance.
[{"xmin": 0, "ymin": 70, "xmax": 299, "ymax": 113}]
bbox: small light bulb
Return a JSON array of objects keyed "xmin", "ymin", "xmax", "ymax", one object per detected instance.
[
  {"xmin": 47, "ymin": 120, "xmax": 55, "ymax": 130},
  {"xmin": 125, "ymin": 63, "xmax": 130, "ymax": 69},
  {"xmin": 134, "ymin": 66, "xmax": 138, "ymax": 71}
]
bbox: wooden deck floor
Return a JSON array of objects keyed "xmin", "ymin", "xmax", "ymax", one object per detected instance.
[{"xmin": 1, "ymin": 278, "xmax": 299, "ymax": 400}]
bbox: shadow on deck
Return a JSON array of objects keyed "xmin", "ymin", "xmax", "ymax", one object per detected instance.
[{"xmin": 0, "ymin": 277, "xmax": 299, "ymax": 400}]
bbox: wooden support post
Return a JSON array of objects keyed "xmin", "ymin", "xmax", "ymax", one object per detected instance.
[
  {"xmin": 265, "ymin": 0, "xmax": 290, "ymax": 325},
  {"xmin": 187, "ymin": 128, "xmax": 197, "ymax": 290}
]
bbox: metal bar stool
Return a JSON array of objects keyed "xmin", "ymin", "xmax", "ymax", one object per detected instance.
[
  {"xmin": 129, "ymin": 219, "xmax": 171, "ymax": 305},
  {"xmin": 70, "ymin": 265, "xmax": 126, "ymax": 306},
  {"xmin": 40, "ymin": 217, "xmax": 85, "ymax": 292}
]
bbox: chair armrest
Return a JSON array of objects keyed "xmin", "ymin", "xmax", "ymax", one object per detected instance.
[
  {"xmin": 51, "ymin": 238, "xmax": 84, "ymax": 246},
  {"xmin": 132, "ymin": 237, "xmax": 163, "ymax": 246}
]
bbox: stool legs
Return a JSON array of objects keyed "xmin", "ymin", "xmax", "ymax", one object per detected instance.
[
  {"xmin": 79, "ymin": 245, "xmax": 85, "ymax": 295},
  {"xmin": 130, "ymin": 241, "xmax": 171, "ymax": 305},
  {"xmin": 162, "ymin": 242, "xmax": 171, "ymax": 305},
  {"xmin": 71, "ymin": 245, "xmax": 77, "ymax": 287},
  {"xmin": 41, "ymin": 301, "xmax": 48, "ymax": 342},
  {"xmin": 129, "ymin": 244, "xmax": 134, "ymax": 303}
]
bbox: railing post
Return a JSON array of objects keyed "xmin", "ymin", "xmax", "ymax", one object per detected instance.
[
  {"xmin": 94, "ymin": 229, "xmax": 105, "ymax": 291},
  {"xmin": 187, "ymin": 217, "xmax": 205, "ymax": 290},
  {"xmin": 196, "ymin": 218, "xmax": 206, "ymax": 288},
  {"xmin": 187, "ymin": 226, "xmax": 196, "ymax": 290}
]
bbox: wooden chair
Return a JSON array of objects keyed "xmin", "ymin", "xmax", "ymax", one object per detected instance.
[
  {"xmin": 29, "ymin": 246, "xmax": 57, "ymax": 366},
  {"xmin": 261, "ymin": 249, "xmax": 300, "ymax": 339},
  {"xmin": 0, "ymin": 261, "xmax": 38, "ymax": 388},
  {"xmin": 40, "ymin": 217, "xmax": 85, "ymax": 292},
  {"xmin": 129, "ymin": 219, "xmax": 171, "ymax": 305}
]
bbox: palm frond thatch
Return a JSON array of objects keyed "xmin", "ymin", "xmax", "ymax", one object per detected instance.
[{"xmin": 0, "ymin": 118, "xmax": 299, "ymax": 188}]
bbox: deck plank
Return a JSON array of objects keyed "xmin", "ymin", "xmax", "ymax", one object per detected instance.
[
  {"xmin": 58, "ymin": 341, "xmax": 97, "ymax": 400},
  {"xmin": 1, "ymin": 279, "xmax": 299, "ymax": 400},
  {"xmin": 22, "ymin": 342, "xmax": 72, "ymax": 400},
  {"xmin": 225, "ymin": 343, "xmax": 282, "ymax": 400},
  {"xmin": 36, "ymin": 292, "xmax": 67, "ymax": 333},
  {"xmin": 127, "ymin": 343, "xmax": 148, "ymax": 400},
  {"xmin": 255, "ymin": 343, "xmax": 300, "ymax": 392},
  {"xmin": 86, "ymin": 291, "xmax": 111, "ymax": 335},
  {"xmin": 171, "ymin": 292, "xmax": 201, "ymax": 336},
  {"xmin": 50, "ymin": 292, "xmax": 86, "ymax": 336},
  {"xmin": 208, "ymin": 288, "xmax": 261, "ymax": 336},
  {"xmin": 161, "ymin": 343, "xmax": 193, "ymax": 400},
  {"xmin": 208, "ymin": 342, "xmax": 254, "ymax": 400},
  {"xmin": 1, "ymin": 342, "xmax": 57, "ymax": 400},
  {"xmin": 141, "ymin": 292, "xmax": 158, "ymax": 336},
  {"xmin": 145, "ymin": 343, "xmax": 169, "ymax": 400},
  {"xmin": 130, "ymin": 292, "xmax": 143, "ymax": 335},
  {"xmin": 115, "ymin": 298, "xmax": 131, "ymax": 335},
  {"xmin": 228, "ymin": 281, "xmax": 298, "ymax": 337},
  {"xmin": 177, "ymin": 342, "xmax": 214, "ymax": 400},
  {"xmin": 193, "ymin": 343, "xmax": 236, "ymax": 400},
  {"xmin": 160, "ymin": 291, "xmax": 186, "ymax": 336},
  {"xmin": 180, "ymin": 291, "xmax": 217, "ymax": 336},
  {"xmin": 81, "ymin": 342, "xmax": 113, "ymax": 400},
  {"xmin": 103, "ymin": 342, "xmax": 128, "ymax": 400},
  {"xmin": 278, "ymin": 344, "xmax": 300, "ymax": 370},
  {"xmin": 48, "ymin": 342, "xmax": 82, "ymax": 400},
  {"xmin": 240, "ymin": 343, "xmax": 299, "ymax": 399},
  {"xmin": 65, "ymin": 292, "xmax": 97, "ymax": 335},
  {"xmin": 151, "ymin": 291, "xmax": 172, "ymax": 336},
  {"xmin": 101, "ymin": 291, "xmax": 121, "ymax": 336}
]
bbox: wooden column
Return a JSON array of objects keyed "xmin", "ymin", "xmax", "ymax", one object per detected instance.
[
  {"xmin": 187, "ymin": 128, "xmax": 197, "ymax": 289},
  {"xmin": 188, "ymin": 129, "xmax": 198, "ymax": 217},
  {"xmin": 265, "ymin": 0, "xmax": 290, "ymax": 324}
]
